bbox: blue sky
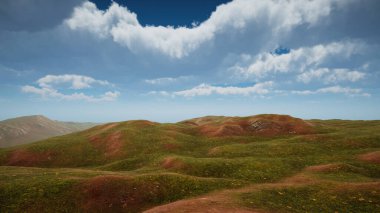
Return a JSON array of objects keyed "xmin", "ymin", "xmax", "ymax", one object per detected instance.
[{"xmin": 0, "ymin": 0, "xmax": 380, "ymax": 122}]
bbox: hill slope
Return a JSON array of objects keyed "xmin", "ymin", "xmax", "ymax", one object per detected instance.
[
  {"xmin": 0, "ymin": 115, "xmax": 98, "ymax": 147},
  {"xmin": 0, "ymin": 114, "xmax": 379, "ymax": 212}
]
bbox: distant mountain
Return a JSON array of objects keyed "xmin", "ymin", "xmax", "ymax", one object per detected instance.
[{"xmin": 0, "ymin": 115, "xmax": 99, "ymax": 147}]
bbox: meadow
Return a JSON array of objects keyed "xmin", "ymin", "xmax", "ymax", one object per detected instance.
[{"xmin": 0, "ymin": 115, "xmax": 379, "ymax": 212}]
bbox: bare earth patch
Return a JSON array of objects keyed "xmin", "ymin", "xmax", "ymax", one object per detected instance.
[
  {"xmin": 99, "ymin": 123, "xmax": 119, "ymax": 132},
  {"xmin": 305, "ymin": 163, "xmax": 346, "ymax": 172},
  {"xmin": 183, "ymin": 114, "xmax": 313, "ymax": 137},
  {"xmin": 143, "ymin": 196, "xmax": 261, "ymax": 213},
  {"xmin": 144, "ymin": 173, "xmax": 318, "ymax": 213},
  {"xmin": 358, "ymin": 151, "xmax": 380, "ymax": 164},
  {"xmin": 161, "ymin": 157, "xmax": 186, "ymax": 170},
  {"xmin": 89, "ymin": 131, "xmax": 125, "ymax": 158},
  {"xmin": 6, "ymin": 149, "xmax": 56, "ymax": 166}
]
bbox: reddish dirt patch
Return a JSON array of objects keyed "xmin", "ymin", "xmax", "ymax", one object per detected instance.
[
  {"xmin": 305, "ymin": 163, "xmax": 346, "ymax": 172},
  {"xmin": 162, "ymin": 143, "xmax": 180, "ymax": 151},
  {"xmin": 99, "ymin": 123, "xmax": 119, "ymax": 132},
  {"xmin": 89, "ymin": 131, "xmax": 125, "ymax": 158},
  {"xmin": 184, "ymin": 114, "xmax": 313, "ymax": 137},
  {"xmin": 6, "ymin": 149, "xmax": 56, "ymax": 166},
  {"xmin": 245, "ymin": 115, "xmax": 313, "ymax": 136},
  {"xmin": 143, "ymin": 197, "xmax": 261, "ymax": 213},
  {"xmin": 213, "ymin": 124, "xmax": 246, "ymax": 137},
  {"xmin": 127, "ymin": 120, "xmax": 158, "ymax": 128},
  {"xmin": 161, "ymin": 157, "xmax": 186, "ymax": 170},
  {"xmin": 358, "ymin": 151, "xmax": 380, "ymax": 164},
  {"xmin": 281, "ymin": 173, "xmax": 319, "ymax": 184},
  {"xmin": 81, "ymin": 175, "xmax": 142, "ymax": 212}
]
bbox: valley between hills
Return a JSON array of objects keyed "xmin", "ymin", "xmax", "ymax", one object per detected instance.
[{"xmin": 0, "ymin": 114, "xmax": 379, "ymax": 212}]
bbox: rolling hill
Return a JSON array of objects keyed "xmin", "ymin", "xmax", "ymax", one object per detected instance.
[
  {"xmin": 0, "ymin": 115, "xmax": 98, "ymax": 148},
  {"xmin": 0, "ymin": 114, "xmax": 379, "ymax": 212}
]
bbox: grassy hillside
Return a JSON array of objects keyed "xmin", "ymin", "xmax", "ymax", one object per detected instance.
[
  {"xmin": 0, "ymin": 115, "xmax": 98, "ymax": 148},
  {"xmin": 0, "ymin": 114, "xmax": 379, "ymax": 212}
]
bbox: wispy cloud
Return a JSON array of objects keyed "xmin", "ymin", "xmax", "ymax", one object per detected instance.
[
  {"xmin": 297, "ymin": 68, "xmax": 365, "ymax": 84},
  {"xmin": 144, "ymin": 76, "xmax": 192, "ymax": 85},
  {"xmin": 150, "ymin": 81, "xmax": 273, "ymax": 97},
  {"xmin": 22, "ymin": 74, "xmax": 120, "ymax": 102},
  {"xmin": 292, "ymin": 86, "xmax": 370, "ymax": 97}
]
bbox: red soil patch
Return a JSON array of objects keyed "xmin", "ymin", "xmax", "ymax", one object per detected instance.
[
  {"xmin": 184, "ymin": 114, "xmax": 313, "ymax": 137},
  {"xmin": 6, "ymin": 149, "xmax": 56, "ymax": 166},
  {"xmin": 144, "ymin": 197, "xmax": 260, "ymax": 213},
  {"xmin": 89, "ymin": 131, "xmax": 125, "ymax": 158},
  {"xmin": 281, "ymin": 173, "xmax": 318, "ymax": 185},
  {"xmin": 358, "ymin": 151, "xmax": 380, "ymax": 164},
  {"xmin": 127, "ymin": 120, "xmax": 158, "ymax": 128},
  {"xmin": 80, "ymin": 175, "xmax": 146, "ymax": 212},
  {"xmin": 98, "ymin": 123, "xmax": 119, "ymax": 132},
  {"xmin": 161, "ymin": 157, "xmax": 186, "ymax": 170},
  {"xmin": 305, "ymin": 163, "xmax": 346, "ymax": 172},
  {"xmin": 162, "ymin": 143, "xmax": 180, "ymax": 151}
]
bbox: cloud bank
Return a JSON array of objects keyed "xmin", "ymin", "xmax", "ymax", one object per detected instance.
[
  {"xmin": 22, "ymin": 74, "xmax": 120, "ymax": 102},
  {"xmin": 151, "ymin": 81, "xmax": 273, "ymax": 97},
  {"xmin": 292, "ymin": 86, "xmax": 370, "ymax": 97},
  {"xmin": 230, "ymin": 41, "xmax": 364, "ymax": 79},
  {"xmin": 297, "ymin": 68, "xmax": 365, "ymax": 84},
  {"xmin": 65, "ymin": 0, "xmax": 350, "ymax": 58}
]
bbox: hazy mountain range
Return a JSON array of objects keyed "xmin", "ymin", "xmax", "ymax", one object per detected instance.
[{"xmin": 0, "ymin": 115, "xmax": 99, "ymax": 148}]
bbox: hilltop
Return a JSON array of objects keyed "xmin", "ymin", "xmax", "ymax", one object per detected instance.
[
  {"xmin": 0, "ymin": 114, "xmax": 379, "ymax": 212},
  {"xmin": 0, "ymin": 115, "xmax": 98, "ymax": 147}
]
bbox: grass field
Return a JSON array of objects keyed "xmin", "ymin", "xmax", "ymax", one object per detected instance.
[{"xmin": 0, "ymin": 115, "xmax": 379, "ymax": 212}]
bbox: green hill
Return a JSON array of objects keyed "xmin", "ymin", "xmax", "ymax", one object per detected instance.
[
  {"xmin": 0, "ymin": 115, "xmax": 98, "ymax": 148},
  {"xmin": 0, "ymin": 114, "xmax": 379, "ymax": 212}
]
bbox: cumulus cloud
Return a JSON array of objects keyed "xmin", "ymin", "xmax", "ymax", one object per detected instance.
[
  {"xmin": 37, "ymin": 74, "xmax": 111, "ymax": 89},
  {"xmin": 297, "ymin": 68, "xmax": 365, "ymax": 84},
  {"xmin": 151, "ymin": 81, "xmax": 273, "ymax": 97},
  {"xmin": 22, "ymin": 74, "xmax": 119, "ymax": 102},
  {"xmin": 65, "ymin": 0, "xmax": 350, "ymax": 58},
  {"xmin": 230, "ymin": 41, "xmax": 362, "ymax": 79},
  {"xmin": 292, "ymin": 86, "xmax": 370, "ymax": 97}
]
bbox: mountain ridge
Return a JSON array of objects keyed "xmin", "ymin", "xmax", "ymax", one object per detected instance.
[{"xmin": 0, "ymin": 115, "xmax": 99, "ymax": 148}]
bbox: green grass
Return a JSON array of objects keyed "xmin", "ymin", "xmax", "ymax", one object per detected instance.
[
  {"xmin": 241, "ymin": 183, "xmax": 380, "ymax": 213},
  {"xmin": 0, "ymin": 116, "xmax": 380, "ymax": 212},
  {"xmin": 0, "ymin": 167, "xmax": 245, "ymax": 213}
]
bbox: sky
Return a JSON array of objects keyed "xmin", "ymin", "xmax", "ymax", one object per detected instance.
[{"xmin": 0, "ymin": 0, "xmax": 380, "ymax": 122}]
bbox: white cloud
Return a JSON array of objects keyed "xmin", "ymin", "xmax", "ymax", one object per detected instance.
[
  {"xmin": 65, "ymin": 0, "xmax": 349, "ymax": 58},
  {"xmin": 297, "ymin": 68, "xmax": 365, "ymax": 84},
  {"xmin": 37, "ymin": 74, "xmax": 111, "ymax": 89},
  {"xmin": 172, "ymin": 81, "xmax": 273, "ymax": 97},
  {"xmin": 231, "ymin": 41, "xmax": 362, "ymax": 79},
  {"xmin": 22, "ymin": 74, "xmax": 119, "ymax": 102},
  {"xmin": 144, "ymin": 76, "xmax": 192, "ymax": 85},
  {"xmin": 292, "ymin": 85, "xmax": 370, "ymax": 97},
  {"xmin": 147, "ymin": 91, "xmax": 171, "ymax": 96}
]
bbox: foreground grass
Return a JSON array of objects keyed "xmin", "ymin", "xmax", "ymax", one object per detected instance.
[
  {"xmin": 0, "ymin": 167, "xmax": 244, "ymax": 212},
  {"xmin": 241, "ymin": 182, "xmax": 380, "ymax": 212}
]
